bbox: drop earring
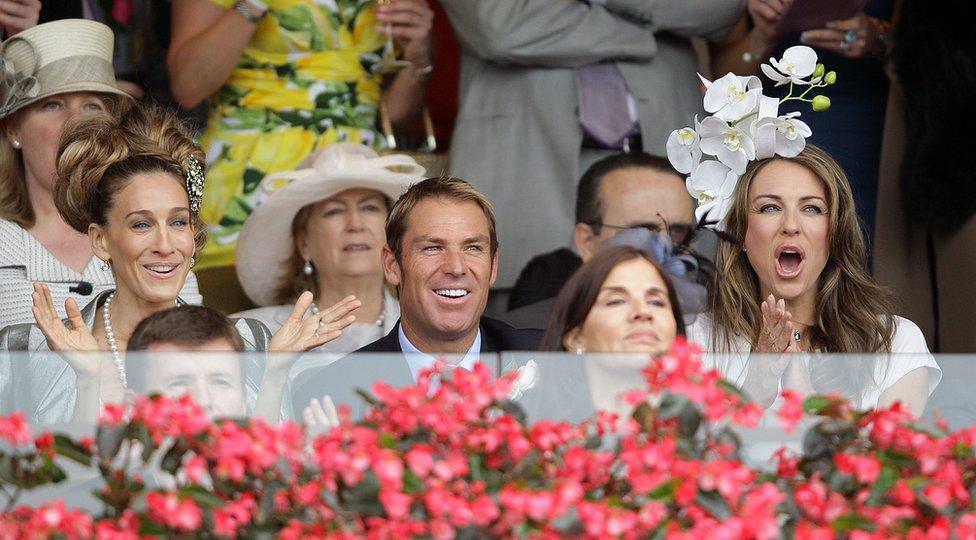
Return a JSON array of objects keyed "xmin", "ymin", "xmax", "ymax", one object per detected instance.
[
  {"xmin": 189, "ymin": 256, "xmax": 196, "ymax": 268},
  {"xmin": 99, "ymin": 259, "xmax": 110, "ymax": 271},
  {"xmin": 303, "ymin": 259, "xmax": 313, "ymax": 276}
]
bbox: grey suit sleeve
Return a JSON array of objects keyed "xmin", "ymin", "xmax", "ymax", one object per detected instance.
[
  {"xmin": 604, "ymin": 0, "xmax": 745, "ymax": 41},
  {"xmin": 440, "ymin": 0, "xmax": 657, "ymax": 68}
]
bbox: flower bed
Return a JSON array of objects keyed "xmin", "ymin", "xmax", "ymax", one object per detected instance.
[{"xmin": 2, "ymin": 339, "xmax": 974, "ymax": 538}]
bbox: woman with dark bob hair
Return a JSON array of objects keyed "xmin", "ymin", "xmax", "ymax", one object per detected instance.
[
  {"xmin": 514, "ymin": 244, "xmax": 687, "ymax": 423},
  {"xmin": 541, "ymin": 244, "xmax": 685, "ymax": 354}
]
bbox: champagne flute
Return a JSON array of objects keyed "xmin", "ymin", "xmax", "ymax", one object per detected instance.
[{"xmin": 372, "ymin": 0, "xmax": 412, "ymax": 74}]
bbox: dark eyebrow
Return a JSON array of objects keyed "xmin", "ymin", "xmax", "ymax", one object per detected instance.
[
  {"xmin": 124, "ymin": 207, "xmax": 189, "ymax": 220},
  {"xmin": 599, "ymin": 285, "xmax": 668, "ymax": 295},
  {"xmin": 752, "ymin": 194, "xmax": 827, "ymax": 204}
]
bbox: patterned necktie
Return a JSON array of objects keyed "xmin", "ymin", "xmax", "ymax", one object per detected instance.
[{"xmin": 576, "ymin": 63, "xmax": 635, "ymax": 147}]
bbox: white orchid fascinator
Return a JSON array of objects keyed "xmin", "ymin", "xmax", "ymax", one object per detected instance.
[{"xmin": 666, "ymin": 45, "xmax": 836, "ymax": 231}]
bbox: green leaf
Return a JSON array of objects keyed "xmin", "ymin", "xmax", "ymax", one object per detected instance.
[
  {"xmin": 802, "ymin": 395, "xmax": 834, "ymax": 415},
  {"xmin": 182, "ymin": 485, "xmax": 225, "ymax": 509},
  {"xmin": 53, "ymin": 434, "xmax": 92, "ymax": 467},
  {"xmin": 96, "ymin": 424, "xmax": 127, "ymax": 463},
  {"xmin": 695, "ymin": 491, "xmax": 732, "ymax": 520},
  {"xmin": 468, "ymin": 454, "xmax": 484, "ymax": 482},
  {"xmin": 403, "ymin": 470, "xmax": 424, "ymax": 494},
  {"xmin": 868, "ymin": 467, "xmax": 898, "ymax": 506},
  {"xmin": 160, "ymin": 442, "xmax": 187, "ymax": 475},
  {"xmin": 831, "ymin": 514, "xmax": 874, "ymax": 533},
  {"xmin": 497, "ymin": 400, "xmax": 527, "ymax": 426},
  {"xmin": 355, "ymin": 388, "xmax": 380, "ymax": 406}
]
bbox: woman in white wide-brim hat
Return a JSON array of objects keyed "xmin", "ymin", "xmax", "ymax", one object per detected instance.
[
  {"xmin": 234, "ymin": 142, "xmax": 425, "ymax": 357},
  {"xmin": 0, "ymin": 19, "xmax": 201, "ymax": 330}
]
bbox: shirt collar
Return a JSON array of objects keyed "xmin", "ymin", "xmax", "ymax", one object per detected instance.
[{"xmin": 398, "ymin": 324, "xmax": 482, "ymax": 381}]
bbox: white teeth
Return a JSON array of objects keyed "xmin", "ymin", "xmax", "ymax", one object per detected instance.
[
  {"xmin": 147, "ymin": 266, "xmax": 176, "ymax": 273},
  {"xmin": 435, "ymin": 289, "xmax": 468, "ymax": 298}
]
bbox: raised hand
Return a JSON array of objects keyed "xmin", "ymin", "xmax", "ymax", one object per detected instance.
[
  {"xmin": 747, "ymin": 0, "xmax": 788, "ymax": 42},
  {"xmin": 754, "ymin": 294, "xmax": 796, "ymax": 354},
  {"xmin": 303, "ymin": 394, "xmax": 341, "ymax": 439},
  {"xmin": 376, "ymin": 0, "xmax": 433, "ymax": 67},
  {"xmin": 31, "ymin": 283, "xmax": 99, "ymax": 353},
  {"xmin": 0, "ymin": 0, "xmax": 41, "ymax": 38},
  {"xmin": 268, "ymin": 292, "xmax": 360, "ymax": 354},
  {"xmin": 31, "ymin": 283, "xmax": 100, "ymax": 380},
  {"xmin": 800, "ymin": 12, "xmax": 884, "ymax": 59}
]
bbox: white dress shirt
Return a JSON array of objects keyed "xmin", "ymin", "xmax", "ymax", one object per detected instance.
[{"xmin": 398, "ymin": 325, "xmax": 482, "ymax": 381}]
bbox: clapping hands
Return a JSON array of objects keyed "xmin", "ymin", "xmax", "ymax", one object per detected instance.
[
  {"xmin": 268, "ymin": 291, "xmax": 360, "ymax": 354},
  {"xmin": 755, "ymin": 294, "xmax": 796, "ymax": 354}
]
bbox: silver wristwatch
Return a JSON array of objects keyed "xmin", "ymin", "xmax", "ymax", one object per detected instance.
[{"xmin": 234, "ymin": 0, "xmax": 264, "ymax": 24}]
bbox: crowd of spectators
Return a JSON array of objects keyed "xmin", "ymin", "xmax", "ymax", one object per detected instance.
[{"xmin": 1, "ymin": 1, "xmax": 972, "ymax": 430}]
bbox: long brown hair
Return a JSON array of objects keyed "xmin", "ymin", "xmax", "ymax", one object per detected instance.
[
  {"xmin": 541, "ymin": 245, "xmax": 686, "ymax": 351},
  {"xmin": 710, "ymin": 144, "xmax": 895, "ymax": 353}
]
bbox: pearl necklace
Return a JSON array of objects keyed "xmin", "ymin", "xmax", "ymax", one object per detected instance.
[
  {"xmin": 310, "ymin": 297, "xmax": 385, "ymax": 328},
  {"xmin": 101, "ymin": 292, "xmax": 127, "ymax": 388}
]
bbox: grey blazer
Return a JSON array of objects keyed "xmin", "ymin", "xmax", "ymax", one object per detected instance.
[
  {"xmin": 441, "ymin": 0, "xmax": 743, "ymax": 286},
  {"xmin": 0, "ymin": 290, "xmax": 286, "ymax": 425}
]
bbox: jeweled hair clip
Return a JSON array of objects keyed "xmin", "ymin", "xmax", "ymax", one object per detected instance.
[{"xmin": 185, "ymin": 155, "xmax": 205, "ymax": 214}]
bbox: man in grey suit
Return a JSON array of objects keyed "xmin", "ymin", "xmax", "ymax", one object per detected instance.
[{"xmin": 440, "ymin": 0, "xmax": 744, "ymax": 288}]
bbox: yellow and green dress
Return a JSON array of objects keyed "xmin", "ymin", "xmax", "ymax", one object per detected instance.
[{"xmin": 199, "ymin": 0, "xmax": 385, "ymax": 269}]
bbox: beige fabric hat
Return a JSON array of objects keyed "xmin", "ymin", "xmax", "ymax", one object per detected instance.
[
  {"xmin": 236, "ymin": 143, "xmax": 426, "ymax": 306},
  {"xmin": 0, "ymin": 19, "xmax": 129, "ymax": 119}
]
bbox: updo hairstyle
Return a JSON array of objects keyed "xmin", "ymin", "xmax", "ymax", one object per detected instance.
[{"xmin": 52, "ymin": 102, "xmax": 207, "ymax": 251}]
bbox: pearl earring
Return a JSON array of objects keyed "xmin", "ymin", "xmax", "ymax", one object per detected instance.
[
  {"xmin": 189, "ymin": 256, "xmax": 196, "ymax": 268},
  {"xmin": 303, "ymin": 259, "xmax": 313, "ymax": 276},
  {"xmin": 11, "ymin": 140, "xmax": 20, "ymax": 149},
  {"xmin": 574, "ymin": 346, "xmax": 585, "ymax": 355},
  {"xmin": 100, "ymin": 259, "xmax": 110, "ymax": 271}
]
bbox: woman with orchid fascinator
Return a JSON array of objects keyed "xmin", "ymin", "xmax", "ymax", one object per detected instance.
[
  {"xmin": 670, "ymin": 46, "xmax": 940, "ymax": 415},
  {"xmin": 0, "ymin": 102, "xmax": 360, "ymax": 425}
]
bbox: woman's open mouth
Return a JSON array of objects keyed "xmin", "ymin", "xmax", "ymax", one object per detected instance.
[{"xmin": 775, "ymin": 245, "xmax": 804, "ymax": 279}]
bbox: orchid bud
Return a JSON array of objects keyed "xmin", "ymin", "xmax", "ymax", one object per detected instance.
[
  {"xmin": 813, "ymin": 63, "xmax": 825, "ymax": 78},
  {"xmin": 812, "ymin": 95, "xmax": 831, "ymax": 112},
  {"xmin": 825, "ymin": 71, "xmax": 837, "ymax": 85}
]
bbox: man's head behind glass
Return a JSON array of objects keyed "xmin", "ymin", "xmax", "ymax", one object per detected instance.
[
  {"xmin": 574, "ymin": 152, "xmax": 695, "ymax": 261},
  {"xmin": 126, "ymin": 305, "xmax": 246, "ymax": 418}
]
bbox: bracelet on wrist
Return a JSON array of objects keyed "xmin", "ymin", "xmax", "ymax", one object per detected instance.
[{"xmin": 234, "ymin": 0, "xmax": 266, "ymax": 24}]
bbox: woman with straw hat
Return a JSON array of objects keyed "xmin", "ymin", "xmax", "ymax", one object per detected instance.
[
  {"xmin": 234, "ymin": 143, "xmax": 424, "ymax": 361},
  {"xmin": 0, "ymin": 19, "xmax": 201, "ymax": 330}
]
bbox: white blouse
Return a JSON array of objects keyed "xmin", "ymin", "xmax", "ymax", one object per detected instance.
[
  {"xmin": 0, "ymin": 219, "xmax": 202, "ymax": 330},
  {"xmin": 686, "ymin": 314, "xmax": 942, "ymax": 409}
]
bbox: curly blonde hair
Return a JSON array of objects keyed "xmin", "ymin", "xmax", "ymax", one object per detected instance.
[
  {"xmin": 0, "ymin": 94, "xmax": 129, "ymax": 228},
  {"xmin": 53, "ymin": 102, "xmax": 207, "ymax": 252},
  {"xmin": 710, "ymin": 144, "xmax": 895, "ymax": 353}
]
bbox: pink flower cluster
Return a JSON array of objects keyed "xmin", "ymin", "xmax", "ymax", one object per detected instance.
[{"xmin": 3, "ymin": 338, "xmax": 976, "ymax": 538}]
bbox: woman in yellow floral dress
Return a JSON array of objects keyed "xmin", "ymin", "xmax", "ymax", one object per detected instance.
[{"xmin": 167, "ymin": 0, "xmax": 432, "ymax": 273}]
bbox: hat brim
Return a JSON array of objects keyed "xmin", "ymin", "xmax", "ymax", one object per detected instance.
[
  {"xmin": 235, "ymin": 170, "xmax": 420, "ymax": 306},
  {"xmin": 1, "ymin": 83, "xmax": 131, "ymax": 118}
]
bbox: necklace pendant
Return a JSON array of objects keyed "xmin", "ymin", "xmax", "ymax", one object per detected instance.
[{"xmin": 792, "ymin": 329, "xmax": 801, "ymax": 342}]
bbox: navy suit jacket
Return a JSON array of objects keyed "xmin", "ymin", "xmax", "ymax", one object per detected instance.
[{"xmin": 292, "ymin": 317, "xmax": 541, "ymax": 416}]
